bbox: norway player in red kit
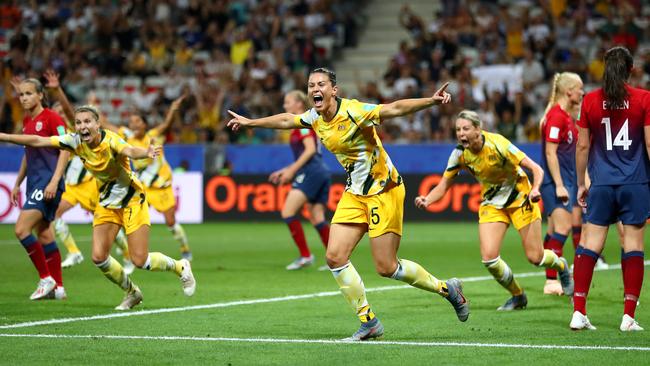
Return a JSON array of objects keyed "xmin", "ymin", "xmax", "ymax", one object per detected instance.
[
  {"xmin": 572, "ymin": 47, "xmax": 650, "ymax": 331},
  {"xmin": 11, "ymin": 78, "xmax": 69, "ymax": 300}
]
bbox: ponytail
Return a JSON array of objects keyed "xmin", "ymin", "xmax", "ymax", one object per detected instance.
[
  {"xmin": 540, "ymin": 72, "xmax": 582, "ymax": 127},
  {"xmin": 603, "ymin": 46, "xmax": 633, "ymax": 109}
]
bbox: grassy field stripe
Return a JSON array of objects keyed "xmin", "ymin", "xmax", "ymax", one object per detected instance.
[
  {"xmin": 0, "ymin": 333, "xmax": 648, "ymax": 351},
  {"xmin": 1, "ymin": 261, "xmax": 647, "ymax": 330}
]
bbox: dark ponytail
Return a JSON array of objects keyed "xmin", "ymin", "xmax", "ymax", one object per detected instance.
[{"xmin": 602, "ymin": 46, "xmax": 633, "ymax": 109}]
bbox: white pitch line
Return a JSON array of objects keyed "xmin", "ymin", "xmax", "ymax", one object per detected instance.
[
  {"xmin": 0, "ymin": 333, "xmax": 648, "ymax": 352},
  {"xmin": 1, "ymin": 261, "xmax": 647, "ymax": 330}
]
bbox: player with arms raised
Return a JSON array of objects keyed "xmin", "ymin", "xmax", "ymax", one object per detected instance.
[{"xmin": 571, "ymin": 46, "xmax": 650, "ymax": 331}]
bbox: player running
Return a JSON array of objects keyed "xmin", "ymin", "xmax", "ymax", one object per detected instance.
[
  {"xmin": 416, "ymin": 110, "xmax": 574, "ymax": 311},
  {"xmin": 271, "ymin": 90, "xmax": 332, "ymax": 271},
  {"xmin": 228, "ymin": 67, "xmax": 469, "ymax": 341},
  {"xmin": 0, "ymin": 105, "xmax": 196, "ymax": 310},
  {"xmin": 571, "ymin": 46, "xmax": 649, "ymax": 331},
  {"xmin": 101, "ymin": 95, "xmax": 192, "ymax": 261}
]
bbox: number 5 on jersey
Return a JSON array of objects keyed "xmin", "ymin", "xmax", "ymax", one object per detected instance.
[{"xmin": 371, "ymin": 207, "xmax": 380, "ymax": 225}]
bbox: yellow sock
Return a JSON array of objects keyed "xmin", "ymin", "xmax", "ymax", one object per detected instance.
[
  {"xmin": 331, "ymin": 262, "xmax": 372, "ymax": 322},
  {"xmin": 96, "ymin": 256, "xmax": 134, "ymax": 292},
  {"xmin": 145, "ymin": 252, "xmax": 183, "ymax": 275},
  {"xmin": 54, "ymin": 218, "xmax": 81, "ymax": 254},
  {"xmin": 538, "ymin": 249, "xmax": 565, "ymax": 272},
  {"xmin": 483, "ymin": 257, "xmax": 523, "ymax": 296},
  {"xmin": 390, "ymin": 258, "xmax": 445, "ymax": 296},
  {"xmin": 169, "ymin": 223, "xmax": 190, "ymax": 252},
  {"xmin": 114, "ymin": 229, "xmax": 130, "ymax": 259}
]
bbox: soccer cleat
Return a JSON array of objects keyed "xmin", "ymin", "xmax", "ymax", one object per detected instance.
[
  {"xmin": 180, "ymin": 259, "xmax": 196, "ymax": 296},
  {"xmin": 317, "ymin": 264, "xmax": 330, "ymax": 271},
  {"xmin": 181, "ymin": 251, "xmax": 193, "ymax": 262},
  {"xmin": 61, "ymin": 252, "xmax": 84, "ymax": 268},
  {"xmin": 44, "ymin": 286, "xmax": 67, "ymax": 300},
  {"xmin": 115, "ymin": 286, "xmax": 143, "ymax": 310},
  {"xmin": 285, "ymin": 254, "xmax": 315, "ymax": 270},
  {"xmin": 445, "ymin": 278, "xmax": 469, "ymax": 322},
  {"xmin": 557, "ymin": 257, "xmax": 574, "ymax": 296},
  {"xmin": 342, "ymin": 317, "xmax": 384, "ymax": 341},
  {"xmin": 30, "ymin": 276, "xmax": 57, "ymax": 300},
  {"xmin": 497, "ymin": 293, "xmax": 528, "ymax": 311},
  {"xmin": 595, "ymin": 257, "xmax": 609, "ymax": 270},
  {"xmin": 123, "ymin": 259, "xmax": 135, "ymax": 275},
  {"xmin": 543, "ymin": 279, "xmax": 564, "ymax": 295},
  {"xmin": 620, "ymin": 314, "xmax": 644, "ymax": 331},
  {"xmin": 570, "ymin": 311, "xmax": 596, "ymax": 330}
]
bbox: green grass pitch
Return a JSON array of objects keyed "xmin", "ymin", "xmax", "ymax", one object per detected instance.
[{"xmin": 0, "ymin": 222, "xmax": 648, "ymax": 365}]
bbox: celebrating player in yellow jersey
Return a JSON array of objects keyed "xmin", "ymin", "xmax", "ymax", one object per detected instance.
[
  {"xmin": 228, "ymin": 67, "xmax": 469, "ymax": 341},
  {"xmin": 101, "ymin": 95, "xmax": 192, "ymax": 261},
  {"xmin": 415, "ymin": 110, "xmax": 574, "ymax": 310},
  {"xmin": 0, "ymin": 105, "xmax": 196, "ymax": 310}
]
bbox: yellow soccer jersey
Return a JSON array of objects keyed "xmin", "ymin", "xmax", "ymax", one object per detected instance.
[
  {"xmin": 64, "ymin": 155, "xmax": 94, "ymax": 185},
  {"xmin": 293, "ymin": 98, "xmax": 400, "ymax": 196},
  {"xmin": 118, "ymin": 127, "xmax": 173, "ymax": 188},
  {"xmin": 51, "ymin": 129, "xmax": 145, "ymax": 209},
  {"xmin": 443, "ymin": 131, "xmax": 532, "ymax": 209}
]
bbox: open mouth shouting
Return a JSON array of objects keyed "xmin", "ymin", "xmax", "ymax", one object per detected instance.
[
  {"xmin": 312, "ymin": 94, "xmax": 324, "ymax": 108},
  {"xmin": 79, "ymin": 130, "xmax": 92, "ymax": 142}
]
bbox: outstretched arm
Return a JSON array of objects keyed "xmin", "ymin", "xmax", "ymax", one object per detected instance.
[
  {"xmin": 152, "ymin": 94, "xmax": 186, "ymax": 135},
  {"xmin": 414, "ymin": 175, "xmax": 454, "ymax": 209},
  {"xmin": 121, "ymin": 143, "xmax": 161, "ymax": 160},
  {"xmin": 0, "ymin": 132, "xmax": 56, "ymax": 148},
  {"xmin": 227, "ymin": 110, "xmax": 298, "ymax": 131},
  {"xmin": 380, "ymin": 82, "xmax": 451, "ymax": 119},
  {"xmin": 43, "ymin": 69, "xmax": 75, "ymax": 124}
]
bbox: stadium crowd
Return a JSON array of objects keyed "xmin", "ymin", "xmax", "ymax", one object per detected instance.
[{"xmin": 1, "ymin": 0, "xmax": 649, "ymax": 144}]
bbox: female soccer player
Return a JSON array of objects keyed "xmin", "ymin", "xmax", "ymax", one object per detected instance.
[
  {"xmin": 270, "ymin": 90, "xmax": 331, "ymax": 271},
  {"xmin": 11, "ymin": 78, "xmax": 69, "ymax": 300},
  {"xmin": 39, "ymin": 70, "xmax": 133, "ymax": 272},
  {"xmin": 572, "ymin": 46, "xmax": 649, "ymax": 331},
  {"xmin": 0, "ymin": 105, "xmax": 196, "ymax": 310},
  {"xmin": 415, "ymin": 110, "xmax": 573, "ymax": 311},
  {"xmin": 101, "ymin": 95, "xmax": 192, "ymax": 261},
  {"xmin": 538, "ymin": 72, "xmax": 584, "ymax": 295},
  {"xmin": 228, "ymin": 68, "xmax": 468, "ymax": 341}
]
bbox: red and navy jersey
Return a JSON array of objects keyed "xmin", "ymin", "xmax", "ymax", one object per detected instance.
[
  {"xmin": 22, "ymin": 108, "xmax": 67, "ymax": 189},
  {"xmin": 577, "ymin": 85, "xmax": 650, "ymax": 185},
  {"xmin": 541, "ymin": 104, "xmax": 577, "ymax": 187},
  {"xmin": 289, "ymin": 129, "xmax": 328, "ymax": 174}
]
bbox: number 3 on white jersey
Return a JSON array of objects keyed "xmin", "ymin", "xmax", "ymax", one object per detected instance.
[{"xmin": 601, "ymin": 118, "xmax": 632, "ymax": 151}]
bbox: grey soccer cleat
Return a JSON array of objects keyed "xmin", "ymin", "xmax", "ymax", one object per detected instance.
[
  {"xmin": 497, "ymin": 293, "xmax": 528, "ymax": 311},
  {"xmin": 115, "ymin": 286, "xmax": 143, "ymax": 311},
  {"xmin": 342, "ymin": 317, "xmax": 384, "ymax": 341},
  {"xmin": 445, "ymin": 278, "xmax": 470, "ymax": 322},
  {"xmin": 557, "ymin": 257, "xmax": 574, "ymax": 296}
]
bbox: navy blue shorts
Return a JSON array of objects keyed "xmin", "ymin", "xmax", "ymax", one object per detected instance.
[
  {"xmin": 541, "ymin": 182, "xmax": 575, "ymax": 215},
  {"xmin": 586, "ymin": 184, "xmax": 650, "ymax": 226},
  {"xmin": 22, "ymin": 183, "xmax": 63, "ymax": 222},
  {"xmin": 292, "ymin": 169, "xmax": 331, "ymax": 204}
]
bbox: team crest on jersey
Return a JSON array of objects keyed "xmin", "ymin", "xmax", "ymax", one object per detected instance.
[
  {"xmin": 35, "ymin": 121, "xmax": 43, "ymax": 131},
  {"xmin": 338, "ymin": 124, "xmax": 346, "ymax": 131}
]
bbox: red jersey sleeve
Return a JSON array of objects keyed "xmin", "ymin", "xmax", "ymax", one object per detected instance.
[
  {"xmin": 48, "ymin": 110, "xmax": 67, "ymax": 136},
  {"xmin": 576, "ymin": 96, "xmax": 590, "ymax": 129},
  {"xmin": 544, "ymin": 109, "xmax": 565, "ymax": 143},
  {"xmin": 644, "ymin": 91, "xmax": 650, "ymax": 126}
]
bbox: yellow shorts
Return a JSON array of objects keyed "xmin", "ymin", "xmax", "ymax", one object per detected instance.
[
  {"xmin": 332, "ymin": 183, "xmax": 404, "ymax": 238},
  {"xmin": 145, "ymin": 185, "xmax": 176, "ymax": 213},
  {"xmin": 478, "ymin": 201, "xmax": 541, "ymax": 230},
  {"xmin": 62, "ymin": 179, "xmax": 98, "ymax": 212},
  {"xmin": 94, "ymin": 200, "xmax": 150, "ymax": 235}
]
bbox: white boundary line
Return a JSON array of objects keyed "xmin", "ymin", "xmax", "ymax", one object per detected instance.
[
  {"xmin": 2, "ymin": 261, "xmax": 646, "ymax": 330},
  {"xmin": 0, "ymin": 333, "xmax": 648, "ymax": 352}
]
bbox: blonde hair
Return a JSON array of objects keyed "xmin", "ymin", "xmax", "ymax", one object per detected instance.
[
  {"xmin": 286, "ymin": 90, "xmax": 308, "ymax": 108},
  {"xmin": 74, "ymin": 105, "xmax": 100, "ymax": 121},
  {"xmin": 540, "ymin": 72, "xmax": 582, "ymax": 127},
  {"xmin": 457, "ymin": 110, "xmax": 482, "ymax": 128}
]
